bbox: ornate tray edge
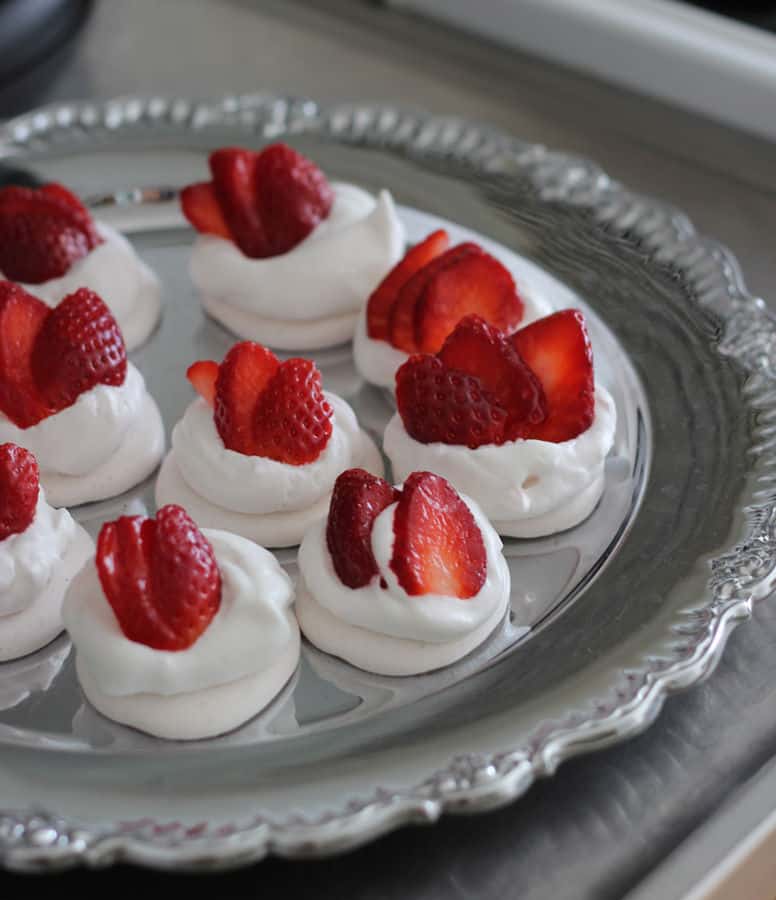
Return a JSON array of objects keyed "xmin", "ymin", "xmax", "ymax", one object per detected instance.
[{"xmin": 0, "ymin": 93, "xmax": 775, "ymax": 871}]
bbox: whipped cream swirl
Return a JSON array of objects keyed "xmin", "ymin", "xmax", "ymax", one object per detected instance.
[
  {"xmin": 0, "ymin": 494, "xmax": 75, "ymax": 617},
  {"xmin": 63, "ymin": 529, "xmax": 296, "ymax": 697},
  {"xmin": 0, "ymin": 363, "xmax": 146, "ymax": 477},
  {"xmin": 8, "ymin": 223, "xmax": 161, "ymax": 352},
  {"xmin": 190, "ymin": 183, "xmax": 405, "ymax": 349},
  {"xmin": 385, "ymin": 386, "xmax": 617, "ymax": 537},
  {"xmin": 171, "ymin": 393, "xmax": 371, "ymax": 515}
]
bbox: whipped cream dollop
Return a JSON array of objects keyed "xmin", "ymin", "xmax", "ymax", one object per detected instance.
[
  {"xmin": 0, "ymin": 491, "xmax": 93, "ymax": 662},
  {"xmin": 64, "ymin": 529, "xmax": 300, "ymax": 739},
  {"xmin": 297, "ymin": 494, "xmax": 511, "ymax": 675},
  {"xmin": 385, "ymin": 386, "xmax": 617, "ymax": 538},
  {"xmin": 8, "ymin": 223, "xmax": 161, "ymax": 352},
  {"xmin": 0, "ymin": 494, "xmax": 75, "ymax": 617},
  {"xmin": 191, "ymin": 183, "xmax": 405, "ymax": 350},
  {"xmin": 155, "ymin": 392, "xmax": 383, "ymax": 547},
  {"xmin": 0, "ymin": 364, "xmax": 166, "ymax": 508}
]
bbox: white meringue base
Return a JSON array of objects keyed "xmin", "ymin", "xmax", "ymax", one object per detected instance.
[
  {"xmin": 296, "ymin": 580, "xmax": 509, "ymax": 677},
  {"xmin": 0, "ymin": 524, "xmax": 92, "ymax": 662},
  {"xmin": 43, "ymin": 393, "xmax": 165, "ymax": 508},
  {"xmin": 201, "ymin": 293, "xmax": 358, "ymax": 352},
  {"xmin": 494, "ymin": 473, "xmax": 606, "ymax": 539},
  {"xmin": 74, "ymin": 617, "xmax": 300, "ymax": 740},
  {"xmin": 155, "ymin": 431, "xmax": 384, "ymax": 548}
]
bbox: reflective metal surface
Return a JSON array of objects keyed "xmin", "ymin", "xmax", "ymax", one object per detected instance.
[{"xmin": 0, "ymin": 94, "xmax": 773, "ymax": 870}]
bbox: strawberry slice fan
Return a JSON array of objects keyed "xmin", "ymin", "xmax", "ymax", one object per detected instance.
[
  {"xmin": 296, "ymin": 465, "xmax": 512, "ymax": 676},
  {"xmin": 385, "ymin": 307, "xmax": 616, "ymax": 540}
]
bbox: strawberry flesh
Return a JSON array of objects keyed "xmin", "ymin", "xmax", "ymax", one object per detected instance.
[
  {"xmin": 187, "ymin": 359, "xmax": 219, "ymax": 406},
  {"xmin": 326, "ymin": 468, "xmax": 399, "ymax": 588},
  {"xmin": 0, "ymin": 443, "xmax": 39, "ymax": 541},
  {"xmin": 96, "ymin": 504, "xmax": 221, "ymax": 652},
  {"xmin": 254, "ymin": 143, "xmax": 334, "ymax": 257},
  {"xmin": 389, "ymin": 243, "xmax": 482, "ymax": 353},
  {"xmin": 395, "ymin": 354, "xmax": 508, "ymax": 449},
  {"xmin": 0, "ymin": 184, "xmax": 102, "ymax": 283},
  {"xmin": 438, "ymin": 315, "xmax": 546, "ymax": 440},
  {"xmin": 0, "ymin": 282, "xmax": 51, "ymax": 428},
  {"xmin": 415, "ymin": 250, "xmax": 523, "ymax": 353},
  {"xmin": 390, "ymin": 471, "xmax": 486, "ymax": 598},
  {"xmin": 214, "ymin": 342, "xmax": 280, "ymax": 455},
  {"xmin": 253, "ymin": 358, "xmax": 333, "ymax": 465},
  {"xmin": 210, "ymin": 148, "xmax": 269, "ymax": 258},
  {"xmin": 31, "ymin": 288, "xmax": 126, "ymax": 412},
  {"xmin": 511, "ymin": 309, "xmax": 594, "ymax": 442},
  {"xmin": 181, "ymin": 182, "xmax": 230, "ymax": 240},
  {"xmin": 366, "ymin": 229, "xmax": 450, "ymax": 341}
]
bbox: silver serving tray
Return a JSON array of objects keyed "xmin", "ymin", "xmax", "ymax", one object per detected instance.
[{"xmin": 0, "ymin": 94, "xmax": 773, "ymax": 872}]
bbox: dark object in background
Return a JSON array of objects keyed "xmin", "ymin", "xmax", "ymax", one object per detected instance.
[
  {"xmin": 685, "ymin": 0, "xmax": 776, "ymax": 30},
  {"xmin": 0, "ymin": 0, "xmax": 92, "ymax": 117}
]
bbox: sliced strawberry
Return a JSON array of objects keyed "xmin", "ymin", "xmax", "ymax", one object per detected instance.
[
  {"xmin": 438, "ymin": 315, "xmax": 546, "ymax": 440},
  {"xmin": 0, "ymin": 443, "xmax": 39, "ymax": 541},
  {"xmin": 326, "ymin": 469, "xmax": 399, "ymax": 588},
  {"xmin": 31, "ymin": 288, "xmax": 126, "ymax": 412},
  {"xmin": 214, "ymin": 342, "xmax": 279, "ymax": 454},
  {"xmin": 366, "ymin": 230, "xmax": 449, "ymax": 341},
  {"xmin": 389, "ymin": 243, "xmax": 482, "ymax": 353},
  {"xmin": 253, "ymin": 358, "xmax": 333, "ymax": 465},
  {"xmin": 180, "ymin": 182, "xmax": 230, "ymax": 239},
  {"xmin": 395, "ymin": 355, "xmax": 507, "ymax": 449},
  {"xmin": 0, "ymin": 282, "xmax": 51, "ymax": 428},
  {"xmin": 415, "ymin": 250, "xmax": 523, "ymax": 353},
  {"xmin": 186, "ymin": 359, "xmax": 219, "ymax": 406},
  {"xmin": 97, "ymin": 504, "xmax": 221, "ymax": 652},
  {"xmin": 0, "ymin": 184, "xmax": 101, "ymax": 283},
  {"xmin": 390, "ymin": 471, "xmax": 486, "ymax": 599},
  {"xmin": 209, "ymin": 148, "xmax": 268, "ymax": 258},
  {"xmin": 254, "ymin": 143, "xmax": 334, "ymax": 257},
  {"xmin": 511, "ymin": 309, "xmax": 594, "ymax": 442}
]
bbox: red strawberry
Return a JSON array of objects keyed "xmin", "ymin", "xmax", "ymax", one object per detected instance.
[
  {"xmin": 366, "ymin": 230, "xmax": 450, "ymax": 341},
  {"xmin": 97, "ymin": 504, "xmax": 221, "ymax": 652},
  {"xmin": 0, "ymin": 184, "xmax": 101, "ymax": 283},
  {"xmin": 389, "ymin": 243, "xmax": 482, "ymax": 352},
  {"xmin": 511, "ymin": 309, "xmax": 594, "ymax": 442},
  {"xmin": 31, "ymin": 288, "xmax": 126, "ymax": 411},
  {"xmin": 438, "ymin": 315, "xmax": 546, "ymax": 440},
  {"xmin": 180, "ymin": 182, "xmax": 230, "ymax": 240},
  {"xmin": 254, "ymin": 143, "xmax": 334, "ymax": 257},
  {"xmin": 209, "ymin": 148, "xmax": 269, "ymax": 258},
  {"xmin": 214, "ymin": 342, "xmax": 279, "ymax": 454},
  {"xmin": 326, "ymin": 469, "xmax": 399, "ymax": 588},
  {"xmin": 253, "ymin": 358, "xmax": 333, "ymax": 465},
  {"xmin": 395, "ymin": 355, "xmax": 508, "ymax": 449},
  {"xmin": 390, "ymin": 471, "xmax": 486, "ymax": 598},
  {"xmin": 0, "ymin": 443, "xmax": 39, "ymax": 541},
  {"xmin": 0, "ymin": 282, "xmax": 51, "ymax": 427},
  {"xmin": 187, "ymin": 359, "xmax": 219, "ymax": 406},
  {"xmin": 415, "ymin": 250, "xmax": 523, "ymax": 353}
]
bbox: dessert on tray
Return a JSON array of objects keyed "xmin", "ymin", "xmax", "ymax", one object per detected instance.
[
  {"xmin": 353, "ymin": 230, "xmax": 553, "ymax": 390},
  {"xmin": 0, "ymin": 183, "xmax": 161, "ymax": 351},
  {"xmin": 384, "ymin": 312, "xmax": 616, "ymax": 538},
  {"xmin": 63, "ymin": 504, "xmax": 299, "ymax": 740},
  {"xmin": 155, "ymin": 341, "xmax": 383, "ymax": 548},
  {"xmin": 296, "ymin": 468, "xmax": 511, "ymax": 676},
  {"xmin": 0, "ymin": 443, "xmax": 92, "ymax": 662},
  {"xmin": 0, "ymin": 282, "xmax": 165, "ymax": 507},
  {"xmin": 181, "ymin": 143, "xmax": 405, "ymax": 350}
]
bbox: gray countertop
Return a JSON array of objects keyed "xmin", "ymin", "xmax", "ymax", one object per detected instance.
[{"xmin": 3, "ymin": 1, "xmax": 776, "ymax": 897}]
